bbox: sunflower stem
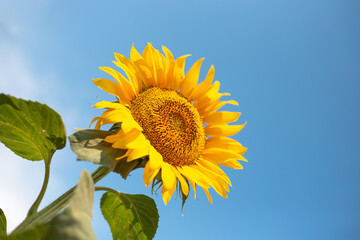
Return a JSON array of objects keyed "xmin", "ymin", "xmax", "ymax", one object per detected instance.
[
  {"xmin": 95, "ymin": 186, "xmax": 121, "ymax": 195},
  {"xmin": 11, "ymin": 166, "xmax": 111, "ymax": 235},
  {"xmin": 26, "ymin": 161, "xmax": 50, "ymax": 218}
]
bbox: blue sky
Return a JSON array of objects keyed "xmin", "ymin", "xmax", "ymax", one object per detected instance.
[{"xmin": 0, "ymin": 0, "xmax": 359, "ymax": 239}]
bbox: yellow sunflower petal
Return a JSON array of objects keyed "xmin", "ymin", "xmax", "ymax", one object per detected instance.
[
  {"xmin": 126, "ymin": 147, "xmax": 149, "ymax": 162},
  {"xmin": 203, "ymin": 111, "xmax": 241, "ymax": 124},
  {"xmin": 130, "ymin": 44, "xmax": 143, "ymax": 61},
  {"xmin": 92, "ymin": 79, "xmax": 122, "ymax": 99},
  {"xmin": 148, "ymin": 145, "xmax": 163, "ymax": 170},
  {"xmin": 133, "ymin": 61, "xmax": 153, "ymax": 88},
  {"xmin": 95, "ymin": 108, "xmax": 131, "ymax": 125},
  {"xmin": 202, "ymin": 187, "xmax": 213, "ymax": 205},
  {"xmin": 153, "ymin": 48, "xmax": 166, "ymax": 87},
  {"xmin": 172, "ymin": 54, "xmax": 191, "ymax": 90},
  {"xmin": 93, "ymin": 107, "xmax": 143, "ymax": 132},
  {"xmin": 178, "ymin": 166, "xmax": 197, "ymax": 199},
  {"xmin": 107, "ymin": 129, "xmax": 143, "ymax": 149},
  {"xmin": 191, "ymin": 65, "xmax": 215, "ymax": 101},
  {"xmin": 143, "ymin": 161, "xmax": 160, "ymax": 188},
  {"xmin": 142, "ymin": 43, "xmax": 159, "ymax": 86},
  {"xmin": 162, "ymin": 46, "xmax": 175, "ymax": 89},
  {"xmin": 204, "ymin": 155, "xmax": 244, "ymax": 169},
  {"xmin": 93, "ymin": 101, "xmax": 131, "ymax": 111},
  {"xmin": 197, "ymin": 159, "xmax": 232, "ymax": 186},
  {"xmin": 113, "ymin": 53, "xmax": 142, "ymax": 95},
  {"xmin": 161, "ymin": 163, "xmax": 177, "ymax": 205},
  {"xmin": 99, "ymin": 66, "xmax": 135, "ymax": 101},
  {"xmin": 189, "ymin": 179, "xmax": 197, "ymax": 199},
  {"xmin": 161, "ymin": 162, "xmax": 176, "ymax": 190},
  {"xmin": 202, "ymin": 148, "xmax": 246, "ymax": 162},
  {"xmin": 180, "ymin": 58, "xmax": 204, "ymax": 97},
  {"xmin": 206, "ymin": 137, "xmax": 248, "ymax": 155},
  {"xmin": 221, "ymin": 159, "xmax": 244, "ymax": 169},
  {"xmin": 200, "ymin": 100, "xmax": 239, "ymax": 116},
  {"xmin": 205, "ymin": 122, "xmax": 246, "ymax": 137},
  {"xmin": 195, "ymin": 81, "xmax": 231, "ymax": 111},
  {"xmin": 122, "ymin": 119, "xmax": 143, "ymax": 133},
  {"xmin": 179, "ymin": 166, "xmax": 209, "ymax": 189},
  {"xmin": 173, "ymin": 168, "xmax": 190, "ymax": 196},
  {"xmin": 125, "ymin": 135, "xmax": 149, "ymax": 150},
  {"xmin": 90, "ymin": 116, "xmax": 112, "ymax": 129},
  {"xmin": 192, "ymin": 164, "xmax": 228, "ymax": 198},
  {"xmin": 162, "ymin": 45, "xmax": 175, "ymax": 62},
  {"xmin": 161, "ymin": 182, "xmax": 177, "ymax": 205}
]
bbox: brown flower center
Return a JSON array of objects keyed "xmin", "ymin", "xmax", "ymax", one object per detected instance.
[{"xmin": 130, "ymin": 87, "xmax": 206, "ymax": 166}]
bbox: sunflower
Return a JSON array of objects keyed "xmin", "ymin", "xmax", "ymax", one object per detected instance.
[{"xmin": 91, "ymin": 43, "xmax": 247, "ymax": 205}]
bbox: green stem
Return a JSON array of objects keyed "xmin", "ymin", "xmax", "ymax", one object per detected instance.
[
  {"xmin": 12, "ymin": 166, "xmax": 111, "ymax": 234},
  {"xmin": 27, "ymin": 161, "xmax": 50, "ymax": 217},
  {"xmin": 95, "ymin": 186, "xmax": 121, "ymax": 195}
]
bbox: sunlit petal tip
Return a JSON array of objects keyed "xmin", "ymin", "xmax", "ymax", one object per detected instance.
[
  {"xmin": 162, "ymin": 45, "xmax": 175, "ymax": 61},
  {"xmin": 173, "ymin": 168, "xmax": 190, "ymax": 196},
  {"xmin": 240, "ymin": 156, "xmax": 248, "ymax": 162},
  {"xmin": 113, "ymin": 53, "xmax": 123, "ymax": 63},
  {"xmin": 181, "ymin": 58, "xmax": 205, "ymax": 96},
  {"xmin": 205, "ymin": 123, "xmax": 246, "ymax": 137},
  {"xmin": 161, "ymin": 45, "xmax": 170, "ymax": 53},
  {"xmin": 161, "ymin": 190, "xmax": 172, "ymax": 205},
  {"xmin": 143, "ymin": 161, "xmax": 160, "ymax": 188},
  {"xmin": 226, "ymin": 160, "xmax": 243, "ymax": 169},
  {"xmin": 146, "ymin": 42, "xmax": 155, "ymax": 52},
  {"xmin": 89, "ymin": 117, "xmax": 99, "ymax": 128},
  {"xmin": 161, "ymin": 162, "xmax": 176, "ymax": 190},
  {"xmin": 130, "ymin": 44, "xmax": 142, "ymax": 61},
  {"xmin": 179, "ymin": 54, "xmax": 192, "ymax": 59},
  {"xmin": 241, "ymin": 147, "xmax": 248, "ymax": 154},
  {"xmin": 93, "ymin": 101, "xmax": 110, "ymax": 109},
  {"xmin": 201, "ymin": 187, "xmax": 213, "ymax": 205},
  {"xmin": 230, "ymin": 100, "xmax": 239, "ymax": 106}
]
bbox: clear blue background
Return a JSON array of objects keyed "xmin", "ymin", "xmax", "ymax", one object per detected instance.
[{"xmin": 1, "ymin": 0, "xmax": 359, "ymax": 239}]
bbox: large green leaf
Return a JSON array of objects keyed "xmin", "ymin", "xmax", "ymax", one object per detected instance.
[
  {"xmin": 69, "ymin": 129, "xmax": 147, "ymax": 179},
  {"xmin": 0, "ymin": 208, "xmax": 6, "ymax": 237},
  {"xmin": 7, "ymin": 171, "xmax": 96, "ymax": 240},
  {"xmin": 101, "ymin": 191, "xmax": 159, "ymax": 240},
  {"xmin": 0, "ymin": 94, "xmax": 66, "ymax": 163}
]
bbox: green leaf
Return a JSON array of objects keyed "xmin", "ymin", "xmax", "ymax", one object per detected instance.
[
  {"xmin": 7, "ymin": 171, "xmax": 96, "ymax": 240},
  {"xmin": 0, "ymin": 94, "xmax": 66, "ymax": 163},
  {"xmin": 69, "ymin": 129, "xmax": 146, "ymax": 179},
  {"xmin": 0, "ymin": 208, "xmax": 6, "ymax": 237},
  {"xmin": 100, "ymin": 191, "xmax": 159, "ymax": 240}
]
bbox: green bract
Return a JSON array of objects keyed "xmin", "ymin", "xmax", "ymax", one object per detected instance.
[{"xmin": 69, "ymin": 128, "xmax": 147, "ymax": 179}]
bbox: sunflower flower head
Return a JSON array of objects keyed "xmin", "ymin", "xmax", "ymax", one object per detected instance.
[{"xmin": 92, "ymin": 43, "xmax": 247, "ymax": 205}]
